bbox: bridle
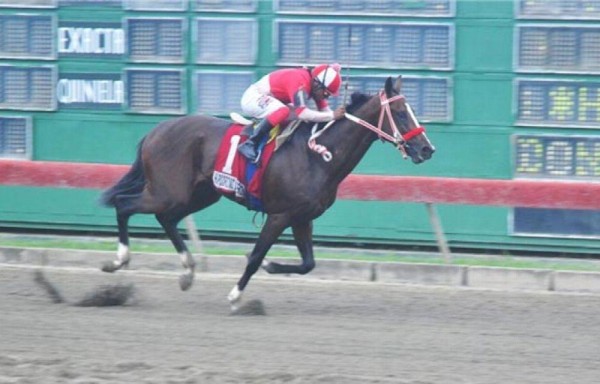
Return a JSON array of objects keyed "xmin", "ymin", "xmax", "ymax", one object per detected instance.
[
  {"xmin": 344, "ymin": 90, "xmax": 426, "ymax": 158},
  {"xmin": 308, "ymin": 89, "xmax": 426, "ymax": 162}
]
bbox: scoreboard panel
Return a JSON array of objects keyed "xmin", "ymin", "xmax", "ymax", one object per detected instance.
[
  {"xmin": 0, "ymin": 116, "xmax": 31, "ymax": 159},
  {"xmin": 275, "ymin": 0, "xmax": 455, "ymax": 17},
  {"xmin": 276, "ymin": 20, "xmax": 454, "ymax": 70},
  {"xmin": 124, "ymin": 0, "xmax": 187, "ymax": 11},
  {"xmin": 516, "ymin": 79, "xmax": 600, "ymax": 127},
  {"xmin": 194, "ymin": 18, "xmax": 258, "ymax": 65},
  {"xmin": 0, "ymin": 0, "xmax": 56, "ymax": 8},
  {"xmin": 516, "ymin": 0, "xmax": 600, "ymax": 20},
  {"xmin": 514, "ymin": 135, "xmax": 600, "ymax": 178},
  {"xmin": 513, "ymin": 208, "xmax": 600, "ymax": 238},
  {"xmin": 125, "ymin": 68, "xmax": 185, "ymax": 114},
  {"xmin": 517, "ymin": 24, "xmax": 600, "ymax": 74},
  {"xmin": 0, "ymin": 14, "xmax": 55, "ymax": 59},
  {"xmin": 194, "ymin": 70, "xmax": 255, "ymax": 115},
  {"xmin": 127, "ymin": 18, "xmax": 185, "ymax": 63},
  {"xmin": 0, "ymin": 65, "xmax": 56, "ymax": 111}
]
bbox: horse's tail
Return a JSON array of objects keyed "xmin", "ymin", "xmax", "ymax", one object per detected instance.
[{"xmin": 99, "ymin": 138, "xmax": 146, "ymax": 208}]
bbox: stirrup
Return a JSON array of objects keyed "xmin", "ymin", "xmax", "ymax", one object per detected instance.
[
  {"xmin": 252, "ymin": 148, "xmax": 262, "ymax": 164},
  {"xmin": 238, "ymin": 141, "xmax": 258, "ymax": 162}
]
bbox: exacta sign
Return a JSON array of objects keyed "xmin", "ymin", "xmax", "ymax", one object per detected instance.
[{"xmin": 58, "ymin": 22, "xmax": 124, "ymax": 57}]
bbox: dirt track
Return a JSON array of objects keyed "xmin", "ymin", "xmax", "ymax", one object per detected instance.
[{"xmin": 1, "ymin": 265, "xmax": 600, "ymax": 384}]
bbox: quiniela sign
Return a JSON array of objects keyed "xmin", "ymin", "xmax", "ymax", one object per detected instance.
[{"xmin": 57, "ymin": 73, "xmax": 123, "ymax": 110}]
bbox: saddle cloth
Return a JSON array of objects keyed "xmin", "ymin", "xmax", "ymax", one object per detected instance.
[{"xmin": 212, "ymin": 123, "xmax": 279, "ymax": 211}]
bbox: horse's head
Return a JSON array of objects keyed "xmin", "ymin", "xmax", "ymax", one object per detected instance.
[{"xmin": 382, "ymin": 76, "xmax": 435, "ymax": 164}]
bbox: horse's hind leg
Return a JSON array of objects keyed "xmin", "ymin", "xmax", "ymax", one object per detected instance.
[
  {"xmin": 228, "ymin": 213, "xmax": 290, "ymax": 307},
  {"xmin": 102, "ymin": 190, "xmax": 175, "ymax": 273},
  {"xmin": 155, "ymin": 212, "xmax": 196, "ymax": 291},
  {"xmin": 102, "ymin": 194, "xmax": 143, "ymax": 273},
  {"xmin": 262, "ymin": 220, "xmax": 316, "ymax": 275}
]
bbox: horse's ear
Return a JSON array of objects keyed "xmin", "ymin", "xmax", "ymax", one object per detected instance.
[
  {"xmin": 385, "ymin": 76, "xmax": 401, "ymax": 96},
  {"xmin": 394, "ymin": 75, "xmax": 402, "ymax": 93},
  {"xmin": 384, "ymin": 76, "xmax": 394, "ymax": 96}
]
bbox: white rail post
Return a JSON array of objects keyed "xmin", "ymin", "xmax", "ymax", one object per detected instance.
[
  {"xmin": 184, "ymin": 216, "xmax": 206, "ymax": 271},
  {"xmin": 425, "ymin": 203, "xmax": 451, "ymax": 264}
]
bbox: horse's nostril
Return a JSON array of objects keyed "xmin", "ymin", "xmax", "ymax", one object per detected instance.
[{"xmin": 421, "ymin": 146, "xmax": 434, "ymax": 159}]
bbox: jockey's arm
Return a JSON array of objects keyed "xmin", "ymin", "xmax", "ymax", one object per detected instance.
[
  {"xmin": 292, "ymin": 90, "xmax": 334, "ymax": 122},
  {"xmin": 316, "ymin": 98, "xmax": 332, "ymax": 112}
]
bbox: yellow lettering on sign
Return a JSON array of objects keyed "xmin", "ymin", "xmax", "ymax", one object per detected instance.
[
  {"xmin": 575, "ymin": 142, "xmax": 600, "ymax": 177},
  {"xmin": 516, "ymin": 138, "xmax": 544, "ymax": 174},
  {"xmin": 545, "ymin": 141, "xmax": 572, "ymax": 176},
  {"xmin": 582, "ymin": 0, "xmax": 597, "ymax": 13},
  {"xmin": 521, "ymin": 90, "xmax": 532, "ymax": 117},
  {"xmin": 548, "ymin": 86, "xmax": 575, "ymax": 121},
  {"xmin": 578, "ymin": 87, "xmax": 600, "ymax": 122}
]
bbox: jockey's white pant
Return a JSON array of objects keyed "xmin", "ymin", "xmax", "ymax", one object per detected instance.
[{"xmin": 240, "ymin": 79, "xmax": 286, "ymax": 120}]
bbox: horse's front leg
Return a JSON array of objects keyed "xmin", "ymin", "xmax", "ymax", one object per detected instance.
[
  {"xmin": 262, "ymin": 220, "xmax": 315, "ymax": 275},
  {"xmin": 102, "ymin": 212, "xmax": 131, "ymax": 272},
  {"xmin": 228, "ymin": 213, "xmax": 289, "ymax": 308}
]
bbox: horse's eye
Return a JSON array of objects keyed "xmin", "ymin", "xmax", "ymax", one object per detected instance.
[{"xmin": 397, "ymin": 111, "xmax": 408, "ymax": 121}]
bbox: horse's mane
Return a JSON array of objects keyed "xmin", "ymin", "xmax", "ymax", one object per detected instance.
[
  {"xmin": 296, "ymin": 92, "xmax": 371, "ymax": 132},
  {"xmin": 345, "ymin": 92, "xmax": 371, "ymax": 114}
]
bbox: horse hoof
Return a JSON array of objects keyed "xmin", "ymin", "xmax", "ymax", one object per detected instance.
[
  {"xmin": 261, "ymin": 261, "xmax": 276, "ymax": 274},
  {"xmin": 179, "ymin": 274, "xmax": 194, "ymax": 291},
  {"xmin": 228, "ymin": 285, "xmax": 242, "ymax": 303}
]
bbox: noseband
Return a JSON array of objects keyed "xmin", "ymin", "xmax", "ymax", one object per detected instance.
[{"xmin": 344, "ymin": 91, "xmax": 426, "ymax": 157}]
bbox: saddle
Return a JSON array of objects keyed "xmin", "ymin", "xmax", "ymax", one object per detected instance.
[{"xmin": 230, "ymin": 112, "xmax": 302, "ymax": 150}]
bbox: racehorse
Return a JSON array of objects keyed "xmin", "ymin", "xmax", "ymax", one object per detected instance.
[{"xmin": 100, "ymin": 76, "xmax": 435, "ymax": 308}]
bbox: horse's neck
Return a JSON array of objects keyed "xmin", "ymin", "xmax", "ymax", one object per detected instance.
[{"xmin": 321, "ymin": 98, "xmax": 381, "ymax": 183}]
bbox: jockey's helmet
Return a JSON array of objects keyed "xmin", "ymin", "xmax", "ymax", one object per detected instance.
[{"xmin": 311, "ymin": 63, "xmax": 342, "ymax": 96}]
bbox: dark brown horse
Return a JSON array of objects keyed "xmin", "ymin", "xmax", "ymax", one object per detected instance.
[{"xmin": 100, "ymin": 76, "xmax": 434, "ymax": 308}]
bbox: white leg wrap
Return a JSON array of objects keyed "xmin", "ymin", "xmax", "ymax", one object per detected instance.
[
  {"xmin": 179, "ymin": 251, "xmax": 195, "ymax": 274},
  {"xmin": 228, "ymin": 285, "xmax": 242, "ymax": 303},
  {"xmin": 115, "ymin": 243, "xmax": 130, "ymax": 265}
]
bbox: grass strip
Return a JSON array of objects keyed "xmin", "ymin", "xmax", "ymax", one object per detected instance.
[{"xmin": 1, "ymin": 237, "xmax": 600, "ymax": 273}]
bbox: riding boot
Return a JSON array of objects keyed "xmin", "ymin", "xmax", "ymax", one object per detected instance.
[{"xmin": 237, "ymin": 119, "xmax": 273, "ymax": 163}]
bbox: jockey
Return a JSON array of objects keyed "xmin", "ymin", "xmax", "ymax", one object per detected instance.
[{"xmin": 238, "ymin": 63, "xmax": 347, "ymax": 162}]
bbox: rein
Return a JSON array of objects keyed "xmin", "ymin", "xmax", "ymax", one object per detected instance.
[{"xmin": 308, "ymin": 90, "xmax": 426, "ymax": 161}]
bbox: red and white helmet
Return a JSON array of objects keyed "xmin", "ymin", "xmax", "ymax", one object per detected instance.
[{"xmin": 311, "ymin": 63, "xmax": 342, "ymax": 96}]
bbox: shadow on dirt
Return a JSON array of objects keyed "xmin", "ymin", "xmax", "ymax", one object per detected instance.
[
  {"xmin": 230, "ymin": 299, "xmax": 267, "ymax": 316},
  {"xmin": 33, "ymin": 269, "xmax": 135, "ymax": 307}
]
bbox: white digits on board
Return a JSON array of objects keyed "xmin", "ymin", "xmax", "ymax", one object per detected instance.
[{"xmin": 222, "ymin": 135, "xmax": 241, "ymax": 174}]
